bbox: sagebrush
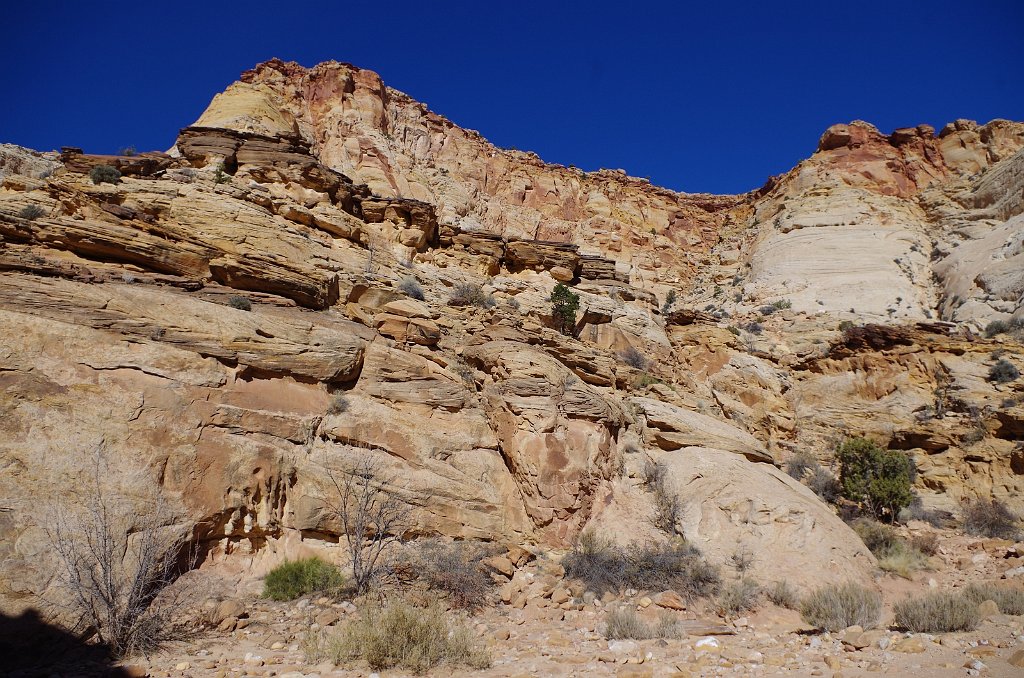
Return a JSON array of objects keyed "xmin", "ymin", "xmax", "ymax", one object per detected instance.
[
  {"xmin": 963, "ymin": 583, "xmax": 1024, "ymax": 615},
  {"xmin": 799, "ymin": 582, "xmax": 881, "ymax": 632},
  {"xmin": 893, "ymin": 590, "xmax": 979, "ymax": 633},
  {"xmin": 604, "ymin": 607, "xmax": 680, "ymax": 640},
  {"xmin": 962, "ymin": 498, "xmax": 1020, "ymax": 539},
  {"xmin": 409, "ymin": 539, "xmax": 494, "ymax": 610}
]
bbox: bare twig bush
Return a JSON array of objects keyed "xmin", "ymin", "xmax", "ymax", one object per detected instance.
[
  {"xmin": 799, "ymin": 582, "xmax": 881, "ymax": 632},
  {"xmin": 409, "ymin": 539, "xmax": 495, "ymax": 611},
  {"xmin": 619, "ymin": 346, "xmax": 650, "ymax": 370},
  {"xmin": 326, "ymin": 394, "xmax": 350, "ymax": 415},
  {"xmin": 46, "ymin": 446, "xmax": 193, "ymax": 658},
  {"xmin": 398, "ymin": 276, "xmax": 425, "ymax": 301},
  {"xmin": 893, "ymin": 590, "xmax": 980, "ymax": 633},
  {"xmin": 323, "ymin": 455, "xmax": 411, "ymax": 593},
  {"xmin": 962, "ymin": 498, "xmax": 1021, "ymax": 539},
  {"xmin": 448, "ymin": 282, "xmax": 495, "ymax": 309}
]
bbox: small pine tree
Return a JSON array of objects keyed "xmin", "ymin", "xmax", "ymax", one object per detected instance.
[
  {"xmin": 550, "ymin": 283, "xmax": 580, "ymax": 336},
  {"xmin": 836, "ymin": 437, "xmax": 915, "ymax": 523}
]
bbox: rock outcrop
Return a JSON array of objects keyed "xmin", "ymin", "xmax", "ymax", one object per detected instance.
[{"xmin": 1, "ymin": 58, "xmax": 1023, "ymax": 615}]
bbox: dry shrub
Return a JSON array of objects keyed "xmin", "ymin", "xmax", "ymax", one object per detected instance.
[
  {"xmin": 604, "ymin": 607, "xmax": 680, "ymax": 640},
  {"xmin": 963, "ymin": 583, "xmax": 1024, "ymax": 615},
  {"xmin": 410, "ymin": 539, "xmax": 494, "ymax": 611},
  {"xmin": 800, "ymin": 582, "xmax": 881, "ymax": 632},
  {"xmin": 962, "ymin": 498, "xmax": 1021, "ymax": 540},
  {"xmin": 562, "ymin": 531, "xmax": 719, "ymax": 599},
  {"xmin": 398, "ymin": 276, "xmax": 425, "ymax": 301},
  {"xmin": 852, "ymin": 518, "xmax": 927, "ymax": 578},
  {"xmin": 643, "ymin": 459, "xmax": 681, "ymax": 533},
  {"xmin": 326, "ymin": 394, "xmax": 350, "ymax": 415},
  {"xmin": 767, "ymin": 580, "xmax": 798, "ymax": 609},
  {"xmin": 46, "ymin": 447, "xmax": 193, "ymax": 658},
  {"xmin": 893, "ymin": 590, "xmax": 980, "ymax": 633},
  {"xmin": 448, "ymin": 283, "xmax": 495, "ymax": 309},
  {"xmin": 327, "ymin": 599, "xmax": 490, "ymax": 673},
  {"xmin": 717, "ymin": 579, "xmax": 761, "ymax": 616},
  {"xmin": 910, "ymin": 532, "xmax": 940, "ymax": 556}
]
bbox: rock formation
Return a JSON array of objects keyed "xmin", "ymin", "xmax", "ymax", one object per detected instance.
[{"xmin": 1, "ymin": 58, "xmax": 1022, "ymax": 617}]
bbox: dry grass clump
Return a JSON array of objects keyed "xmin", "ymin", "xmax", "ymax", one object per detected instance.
[
  {"xmin": 893, "ymin": 590, "xmax": 980, "ymax": 633},
  {"xmin": 305, "ymin": 599, "xmax": 489, "ymax": 674},
  {"xmin": 562, "ymin": 531, "xmax": 719, "ymax": 599},
  {"xmin": 766, "ymin": 580, "xmax": 799, "ymax": 609},
  {"xmin": 397, "ymin": 276, "xmax": 425, "ymax": 300},
  {"xmin": 799, "ymin": 582, "xmax": 881, "ymax": 632},
  {"xmin": 604, "ymin": 607, "xmax": 681, "ymax": 640},
  {"xmin": 408, "ymin": 539, "xmax": 494, "ymax": 611},
  {"xmin": 963, "ymin": 583, "xmax": 1024, "ymax": 615},
  {"xmin": 962, "ymin": 498, "xmax": 1021, "ymax": 540},
  {"xmin": 717, "ymin": 579, "xmax": 762, "ymax": 616}
]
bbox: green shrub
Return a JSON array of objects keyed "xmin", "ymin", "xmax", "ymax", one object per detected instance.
[
  {"xmin": 329, "ymin": 599, "xmax": 490, "ymax": 673},
  {"xmin": 263, "ymin": 557, "xmax": 345, "ymax": 601},
  {"xmin": 604, "ymin": 607, "xmax": 680, "ymax": 640},
  {"xmin": 893, "ymin": 590, "xmax": 979, "ymax": 632},
  {"xmin": 19, "ymin": 204, "xmax": 45, "ymax": 221},
  {"xmin": 89, "ymin": 164, "xmax": 121, "ymax": 184},
  {"xmin": 962, "ymin": 498, "xmax": 1021, "ymax": 539},
  {"xmin": 398, "ymin": 276, "xmax": 425, "ymax": 301},
  {"xmin": 410, "ymin": 539, "xmax": 494, "ymax": 611},
  {"xmin": 988, "ymin": 358, "xmax": 1020, "ymax": 383},
  {"xmin": 836, "ymin": 437, "xmax": 915, "ymax": 522},
  {"xmin": 963, "ymin": 583, "xmax": 1024, "ymax": 615},
  {"xmin": 767, "ymin": 580, "xmax": 798, "ymax": 609},
  {"xmin": 448, "ymin": 282, "xmax": 494, "ymax": 308},
  {"xmin": 800, "ymin": 582, "xmax": 881, "ymax": 631},
  {"xmin": 661, "ymin": 289, "xmax": 677, "ymax": 314},
  {"xmin": 717, "ymin": 579, "xmax": 761, "ymax": 616},
  {"xmin": 227, "ymin": 295, "xmax": 252, "ymax": 311},
  {"xmin": 550, "ymin": 283, "xmax": 580, "ymax": 335}
]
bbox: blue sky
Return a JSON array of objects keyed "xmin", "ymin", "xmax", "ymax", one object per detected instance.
[{"xmin": 2, "ymin": 1, "xmax": 1021, "ymax": 194}]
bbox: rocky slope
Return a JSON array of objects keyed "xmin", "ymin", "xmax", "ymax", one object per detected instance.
[{"xmin": 1, "ymin": 59, "xmax": 1023, "ymax": 623}]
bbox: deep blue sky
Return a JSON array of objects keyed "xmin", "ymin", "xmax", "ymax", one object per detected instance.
[{"xmin": 2, "ymin": 1, "xmax": 1021, "ymax": 194}]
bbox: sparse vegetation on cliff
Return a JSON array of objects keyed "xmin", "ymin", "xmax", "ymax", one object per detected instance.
[
  {"xmin": 89, "ymin": 164, "xmax": 121, "ymax": 184},
  {"xmin": 550, "ymin": 283, "xmax": 580, "ymax": 335}
]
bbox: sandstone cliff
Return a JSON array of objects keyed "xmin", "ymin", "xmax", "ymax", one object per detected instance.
[{"xmin": 1, "ymin": 59, "xmax": 1022, "ymax": 614}]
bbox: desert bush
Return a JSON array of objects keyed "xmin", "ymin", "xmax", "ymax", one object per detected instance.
[
  {"xmin": 893, "ymin": 590, "xmax": 979, "ymax": 633},
  {"xmin": 836, "ymin": 437, "xmax": 915, "ymax": 522},
  {"xmin": 327, "ymin": 394, "xmax": 350, "ymax": 415},
  {"xmin": 550, "ymin": 283, "xmax": 580, "ymax": 335},
  {"xmin": 742, "ymin": 321, "xmax": 763, "ymax": 335},
  {"xmin": 799, "ymin": 582, "xmax": 881, "ymax": 632},
  {"xmin": 411, "ymin": 539, "xmax": 494, "ymax": 611},
  {"xmin": 19, "ymin": 204, "xmax": 45, "ymax": 220},
  {"xmin": 448, "ymin": 282, "xmax": 494, "ymax": 308},
  {"xmin": 89, "ymin": 164, "xmax": 121, "ymax": 184},
  {"xmin": 771, "ymin": 299, "xmax": 792, "ymax": 310},
  {"xmin": 985, "ymin": 319, "xmax": 1010, "ymax": 337},
  {"xmin": 46, "ymin": 447, "xmax": 191, "ymax": 658},
  {"xmin": 962, "ymin": 498, "xmax": 1021, "ymax": 539},
  {"xmin": 785, "ymin": 453, "xmax": 840, "ymax": 502},
  {"xmin": 661, "ymin": 289, "xmax": 677, "ymax": 314},
  {"xmin": 767, "ymin": 580, "xmax": 798, "ymax": 609},
  {"xmin": 643, "ymin": 460, "xmax": 681, "ymax": 533},
  {"xmin": 910, "ymin": 532, "xmax": 940, "ymax": 556},
  {"xmin": 717, "ymin": 579, "xmax": 761, "ymax": 616},
  {"xmin": 398, "ymin": 276, "xmax": 425, "ymax": 301},
  {"xmin": 562, "ymin": 532, "xmax": 719, "ymax": 598},
  {"xmin": 988, "ymin": 358, "xmax": 1020, "ymax": 383},
  {"xmin": 619, "ymin": 346, "xmax": 649, "ymax": 370},
  {"xmin": 963, "ymin": 583, "xmax": 1024, "ymax": 615},
  {"xmin": 604, "ymin": 607, "xmax": 680, "ymax": 640},
  {"xmin": 227, "ymin": 295, "xmax": 252, "ymax": 311},
  {"xmin": 119, "ymin": 145, "xmax": 137, "ymax": 156},
  {"xmin": 329, "ymin": 599, "xmax": 490, "ymax": 673},
  {"xmin": 851, "ymin": 518, "xmax": 927, "ymax": 578},
  {"xmin": 263, "ymin": 557, "xmax": 345, "ymax": 601},
  {"xmin": 899, "ymin": 497, "xmax": 947, "ymax": 527},
  {"xmin": 323, "ymin": 455, "xmax": 410, "ymax": 593}
]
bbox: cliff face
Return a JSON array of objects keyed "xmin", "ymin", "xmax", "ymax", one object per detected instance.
[{"xmin": 1, "ymin": 58, "xmax": 1022, "ymax": 614}]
